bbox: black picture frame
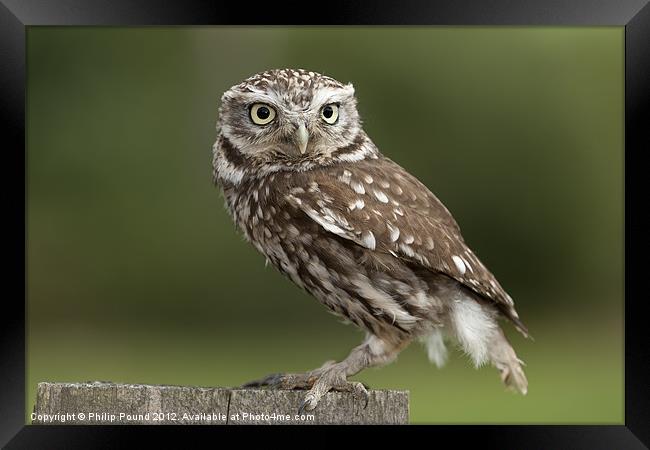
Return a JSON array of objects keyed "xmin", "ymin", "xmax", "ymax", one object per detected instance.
[{"xmin": 1, "ymin": 1, "xmax": 648, "ymax": 448}]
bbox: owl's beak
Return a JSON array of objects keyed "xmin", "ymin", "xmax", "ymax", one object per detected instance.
[{"xmin": 295, "ymin": 123, "xmax": 309, "ymax": 155}]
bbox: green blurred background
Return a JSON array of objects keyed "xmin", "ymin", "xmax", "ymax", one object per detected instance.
[{"xmin": 26, "ymin": 27, "xmax": 623, "ymax": 424}]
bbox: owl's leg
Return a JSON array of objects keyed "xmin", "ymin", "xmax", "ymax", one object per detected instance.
[
  {"xmin": 447, "ymin": 291, "xmax": 528, "ymax": 394},
  {"xmin": 298, "ymin": 334, "xmax": 408, "ymax": 413},
  {"xmin": 488, "ymin": 327, "xmax": 528, "ymax": 395}
]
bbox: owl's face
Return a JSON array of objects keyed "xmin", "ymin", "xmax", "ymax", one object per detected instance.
[{"xmin": 217, "ymin": 69, "xmax": 363, "ymax": 165}]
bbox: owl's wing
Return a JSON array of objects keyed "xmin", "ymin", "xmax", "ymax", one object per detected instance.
[{"xmin": 285, "ymin": 156, "xmax": 527, "ymax": 335}]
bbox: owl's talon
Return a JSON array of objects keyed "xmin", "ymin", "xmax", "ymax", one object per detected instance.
[
  {"xmin": 336, "ymin": 380, "xmax": 369, "ymax": 409},
  {"xmin": 296, "ymin": 369, "xmax": 371, "ymax": 412},
  {"xmin": 353, "ymin": 382, "xmax": 370, "ymax": 409},
  {"xmin": 241, "ymin": 372, "xmax": 316, "ymax": 390},
  {"xmin": 298, "ymin": 395, "xmax": 318, "ymax": 414},
  {"xmin": 240, "ymin": 372, "xmax": 284, "ymax": 388}
]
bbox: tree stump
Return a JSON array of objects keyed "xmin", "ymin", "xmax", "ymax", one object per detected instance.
[{"xmin": 32, "ymin": 381, "xmax": 409, "ymax": 425}]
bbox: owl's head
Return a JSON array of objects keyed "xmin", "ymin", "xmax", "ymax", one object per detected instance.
[{"xmin": 216, "ymin": 69, "xmax": 372, "ymax": 172}]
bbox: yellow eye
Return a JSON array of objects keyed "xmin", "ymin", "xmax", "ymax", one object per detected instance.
[
  {"xmin": 250, "ymin": 103, "xmax": 276, "ymax": 125},
  {"xmin": 321, "ymin": 103, "xmax": 339, "ymax": 124}
]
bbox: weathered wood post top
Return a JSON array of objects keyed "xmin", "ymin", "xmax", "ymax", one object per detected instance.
[{"xmin": 32, "ymin": 381, "xmax": 409, "ymax": 425}]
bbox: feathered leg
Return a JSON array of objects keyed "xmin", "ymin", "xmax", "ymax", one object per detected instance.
[
  {"xmin": 447, "ymin": 291, "xmax": 528, "ymax": 394},
  {"xmin": 487, "ymin": 327, "xmax": 528, "ymax": 395},
  {"xmin": 298, "ymin": 334, "xmax": 408, "ymax": 412}
]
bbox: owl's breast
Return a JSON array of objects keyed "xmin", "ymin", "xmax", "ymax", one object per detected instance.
[
  {"xmin": 222, "ymin": 175, "xmax": 278, "ymax": 238},
  {"xmin": 223, "ymin": 174, "xmax": 326, "ymax": 282},
  {"xmin": 221, "ymin": 174, "xmax": 297, "ymax": 266}
]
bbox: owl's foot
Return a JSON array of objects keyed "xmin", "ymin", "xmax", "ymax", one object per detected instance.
[
  {"xmin": 242, "ymin": 335, "xmax": 402, "ymax": 412},
  {"xmin": 240, "ymin": 372, "xmax": 316, "ymax": 390},
  {"xmin": 240, "ymin": 360, "xmax": 338, "ymax": 390},
  {"xmin": 297, "ymin": 365, "xmax": 369, "ymax": 414}
]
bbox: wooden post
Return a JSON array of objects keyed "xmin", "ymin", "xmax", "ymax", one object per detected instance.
[{"xmin": 32, "ymin": 381, "xmax": 409, "ymax": 425}]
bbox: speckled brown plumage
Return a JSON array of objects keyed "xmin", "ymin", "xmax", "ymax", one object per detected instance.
[{"xmin": 213, "ymin": 69, "xmax": 529, "ymax": 411}]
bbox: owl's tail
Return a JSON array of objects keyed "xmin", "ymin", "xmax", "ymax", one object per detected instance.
[{"xmin": 488, "ymin": 327, "xmax": 528, "ymax": 395}]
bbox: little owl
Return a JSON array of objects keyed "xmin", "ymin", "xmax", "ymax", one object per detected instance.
[{"xmin": 212, "ymin": 68, "xmax": 529, "ymax": 412}]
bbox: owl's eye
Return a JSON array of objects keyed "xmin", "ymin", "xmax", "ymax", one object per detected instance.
[
  {"xmin": 321, "ymin": 103, "xmax": 339, "ymax": 124},
  {"xmin": 250, "ymin": 103, "xmax": 276, "ymax": 125}
]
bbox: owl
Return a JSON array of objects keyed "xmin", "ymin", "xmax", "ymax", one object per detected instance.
[{"xmin": 213, "ymin": 68, "xmax": 529, "ymax": 412}]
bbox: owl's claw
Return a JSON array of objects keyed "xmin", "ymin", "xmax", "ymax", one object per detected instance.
[
  {"xmin": 240, "ymin": 372, "xmax": 315, "ymax": 390},
  {"xmin": 342, "ymin": 380, "xmax": 369, "ymax": 409},
  {"xmin": 241, "ymin": 360, "xmax": 340, "ymax": 390},
  {"xmin": 298, "ymin": 394, "xmax": 318, "ymax": 415},
  {"xmin": 295, "ymin": 378, "xmax": 370, "ymax": 413},
  {"xmin": 240, "ymin": 373, "xmax": 283, "ymax": 388},
  {"xmin": 352, "ymin": 382, "xmax": 370, "ymax": 409}
]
